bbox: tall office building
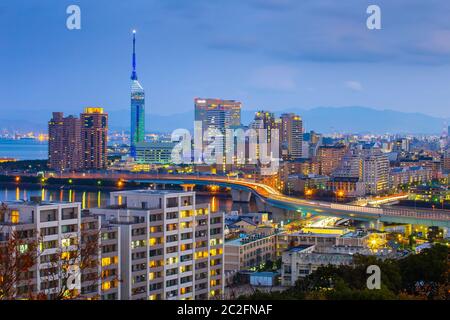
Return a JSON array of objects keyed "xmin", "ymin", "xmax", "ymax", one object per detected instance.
[
  {"xmin": 249, "ymin": 111, "xmax": 280, "ymax": 174},
  {"xmin": 81, "ymin": 107, "xmax": 108, "ymax": 170},
  {"xmin": 130, "ymin": 31, "xmax": 146, "ymax": 158},
  {"xmin": 194, "ymin": 98, "xmax": 241, "ymax": 132},
  {"xmin": 91, "ymin": 190, "xmax": 224, "ymax": 300},
  {"xmin": 251, "ymin": 111, "xmax": 277, "ymax": 143},
  {"xmin": 280, "ymin": 113, "xmax": 303, "ymax": 160},
  {"xmin": 194, "ymin": 98, "xmax": 242, "ymax": 164},
  {"xmin": 48, "ymin": 112, "xmax": 82, "ymax": 172}
]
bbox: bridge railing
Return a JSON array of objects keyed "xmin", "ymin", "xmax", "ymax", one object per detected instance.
[
  {"xmin": 331, "ymin": 203, "xmax": 450, "ymax": 221},
  {"xmin": 330, "ymin": 203, "xmax": 383, "ymax": 215},
  {"xmin": 382, "ymin": 208, "xmax": 450, "ymax": 221}
]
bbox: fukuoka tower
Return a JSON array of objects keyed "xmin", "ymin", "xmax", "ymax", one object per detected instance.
[{"xmin": 130, "ymin": 30, "xmax": 145, "ymax": 158}]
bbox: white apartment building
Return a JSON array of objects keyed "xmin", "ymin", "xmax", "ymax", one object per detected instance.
[
  {"xmin": 361, "ymin": 149, "xmax": 390, "ymax": 195},
  {"xmin": 0, "ymin": 198, "xmax": 121, "ymax": 300},
  {"xmin": 80, "ymin": 211, "xmax": 121, "ymax": 300},
  {"xmin": 90, "ymin": 189, "xmax": 224, "ymax": 300}
]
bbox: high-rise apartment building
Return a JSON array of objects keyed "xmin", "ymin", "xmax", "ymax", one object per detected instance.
[
  {"xmin": 332, "ymin": 151, "xmax": 363, "ymax": 179},
  {"xmin": 360, "ymin": 148, "xmax": 390, "ymax": 195},
  {"xmin": 48, "ymin": 112, "xmax": 82, "ymax": 172},
  {"xmin": 81, "ymin": 107, "xmax": 108, "ymax": 170},
  {"xmin": 280, "ymin": 113, "xmax": 303, "ymax": 160},
  {"xmin": 130, "ymin": 31, "xmax": 145, "ymax": 158},
  {"xmin": 317, "ymin": 145, "xmax": 347, "ymax": 176},
  {"xmin": 0, "ymin": 199, "xmax": 120, "ymax": 300},
  {"xmin": 90, "ymin": 190, "xmax": 224, "ymax": 300}
]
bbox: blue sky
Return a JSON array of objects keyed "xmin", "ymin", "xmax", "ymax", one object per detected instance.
[{"xmin": 1, "ymin": 0, "xmax": 450, "ymax": 118}]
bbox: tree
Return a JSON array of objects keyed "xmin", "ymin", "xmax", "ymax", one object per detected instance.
[
  {"xmin": 399, "ymin": 244, "xmax": 449, "ymax": 299},
  {"xmin": 0, "ymin": 229, "xmax": 40, "ymax": 299},
  {"xmin": 241, "ymin": 244, "xmax": 449, "ymax": 300}
]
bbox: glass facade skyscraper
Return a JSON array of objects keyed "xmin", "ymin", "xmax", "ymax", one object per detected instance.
[{"xmin": 130, "ymin": 30, "xmax": 145, "ymax": 158}]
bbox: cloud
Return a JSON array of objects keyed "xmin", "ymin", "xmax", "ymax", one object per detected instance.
[
  {"xmin": 345, "ymin": 81, "xmax": 363, "ymax": 91},
  {"xmin": 202, "ymin": 0, "xmax": 450, "ymax": 65}
]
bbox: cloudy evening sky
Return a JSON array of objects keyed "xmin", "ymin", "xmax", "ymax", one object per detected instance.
[{"xmin": 1, "ymin": 0, "xmax": 450, "ymax": 119}]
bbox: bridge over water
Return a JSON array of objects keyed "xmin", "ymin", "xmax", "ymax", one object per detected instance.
[{"xmin": 51, "ymin": 172, "xmax": 450, "ymax": 228}]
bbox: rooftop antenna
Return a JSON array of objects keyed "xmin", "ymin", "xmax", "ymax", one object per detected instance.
[{"xmin": 131, "ymin": 29, "xmax": 138, "ymax": 80}]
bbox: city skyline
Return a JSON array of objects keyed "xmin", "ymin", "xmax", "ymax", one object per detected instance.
[
  {"xmin": 0, "ymin": 1, "xmax": 449, "ymax": 305},
  {"xmin": 2, "ymin": 0, "xmax": 450, "ymax": 125}
]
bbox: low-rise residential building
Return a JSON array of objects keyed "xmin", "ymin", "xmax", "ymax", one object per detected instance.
[
  {"xmin": 276, "ymin": 231, "xmax": 343, "ymax": 255},
  {"xmin": 326, "ymin": 176, "xmax": 366, "ymax": 197},
  {"xmin": 336, "ymin": 230, "xmax": 387, "ymax": 249},
  {"xmin": 281, "ymin": 244, "xmax": 354, "ymax": 286},
  {"xmin": 224, "ymin": 233, "xmax": 277, "ymax": 272},
  {"xmin": 135, "ymin": 141, "xmax": 176, "ymax": 165},
  {"xmin": 389, "ymin": 166, "xmax": 432, "ymax": 189},
  {"xmin": 286, "ymin": 174, "xmax": 329, "ymax": 194}
]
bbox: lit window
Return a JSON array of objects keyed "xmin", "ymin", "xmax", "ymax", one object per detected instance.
[
  {"xmin": 11, "ymin": 210, "xmax": 19, "ymax": 224},
  {"xmin": 61, "ymin": 252, "xmax": 70, "ymax": 260},
  {"xmin": 101, "ymin": 257, "xmax": 111, "ymax": 267},
  {"xmin": 102, "ymin": 281, "xmax": 111, "ymax": 291}
]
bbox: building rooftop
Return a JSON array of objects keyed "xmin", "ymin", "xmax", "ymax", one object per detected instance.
[
  {"xmin": 225, "ymin": 233, "xmax": 275, "ymax": 246},
  {"xmin": 288, "ymin": 245, "xmax": 314, "ymax": 252},
  {"xmin": 111, "ymin": 189, "xmax": 191, "ymax": 196},
  {"xmin": 251, "ymin": 271, "xmax": 280, "ymax": 277},
  {"xmin": 289, "ymin": 232, "xmax": 341, "ymax": 238},
  {"xmin": 2, "ymin": 199, "xmax": 77, "ymax": 206}
]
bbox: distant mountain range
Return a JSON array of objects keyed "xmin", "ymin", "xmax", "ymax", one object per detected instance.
[
  {"xmin": 1, "ymin": 106, "xmax": 447, "ymax": 135},
  {"xmin": 114, "ymin": 106, "xmax": 449, "ymax": 134}
]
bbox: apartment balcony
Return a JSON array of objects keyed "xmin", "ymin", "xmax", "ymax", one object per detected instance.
[
  {"xmin": 131, "ymin": 234, "xmax": 147, "ymax": 242},
  {"xmin": 149, "ymin": 231, "xmax": 164, "ymax": 238},
  {"xmin": 180, "ymin": 248, "xmax": 194, "ymax": 256},
  {"xmin": 131, "ymin": 269, "xmax": 148, "ymax": 278}
]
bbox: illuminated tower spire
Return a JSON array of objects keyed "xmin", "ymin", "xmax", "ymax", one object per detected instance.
[
  {"xmin": 131, "ymin": 30, "xmax": 138, "ymax": 81},
  {"xmin": 130, "ymin": 29, "xmax": 145, "ymax": 158}
]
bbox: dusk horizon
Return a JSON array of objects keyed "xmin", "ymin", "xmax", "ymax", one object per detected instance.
[{"xmin": 2, "ymin": 0, "xmax": 450, "ymax": 122}]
